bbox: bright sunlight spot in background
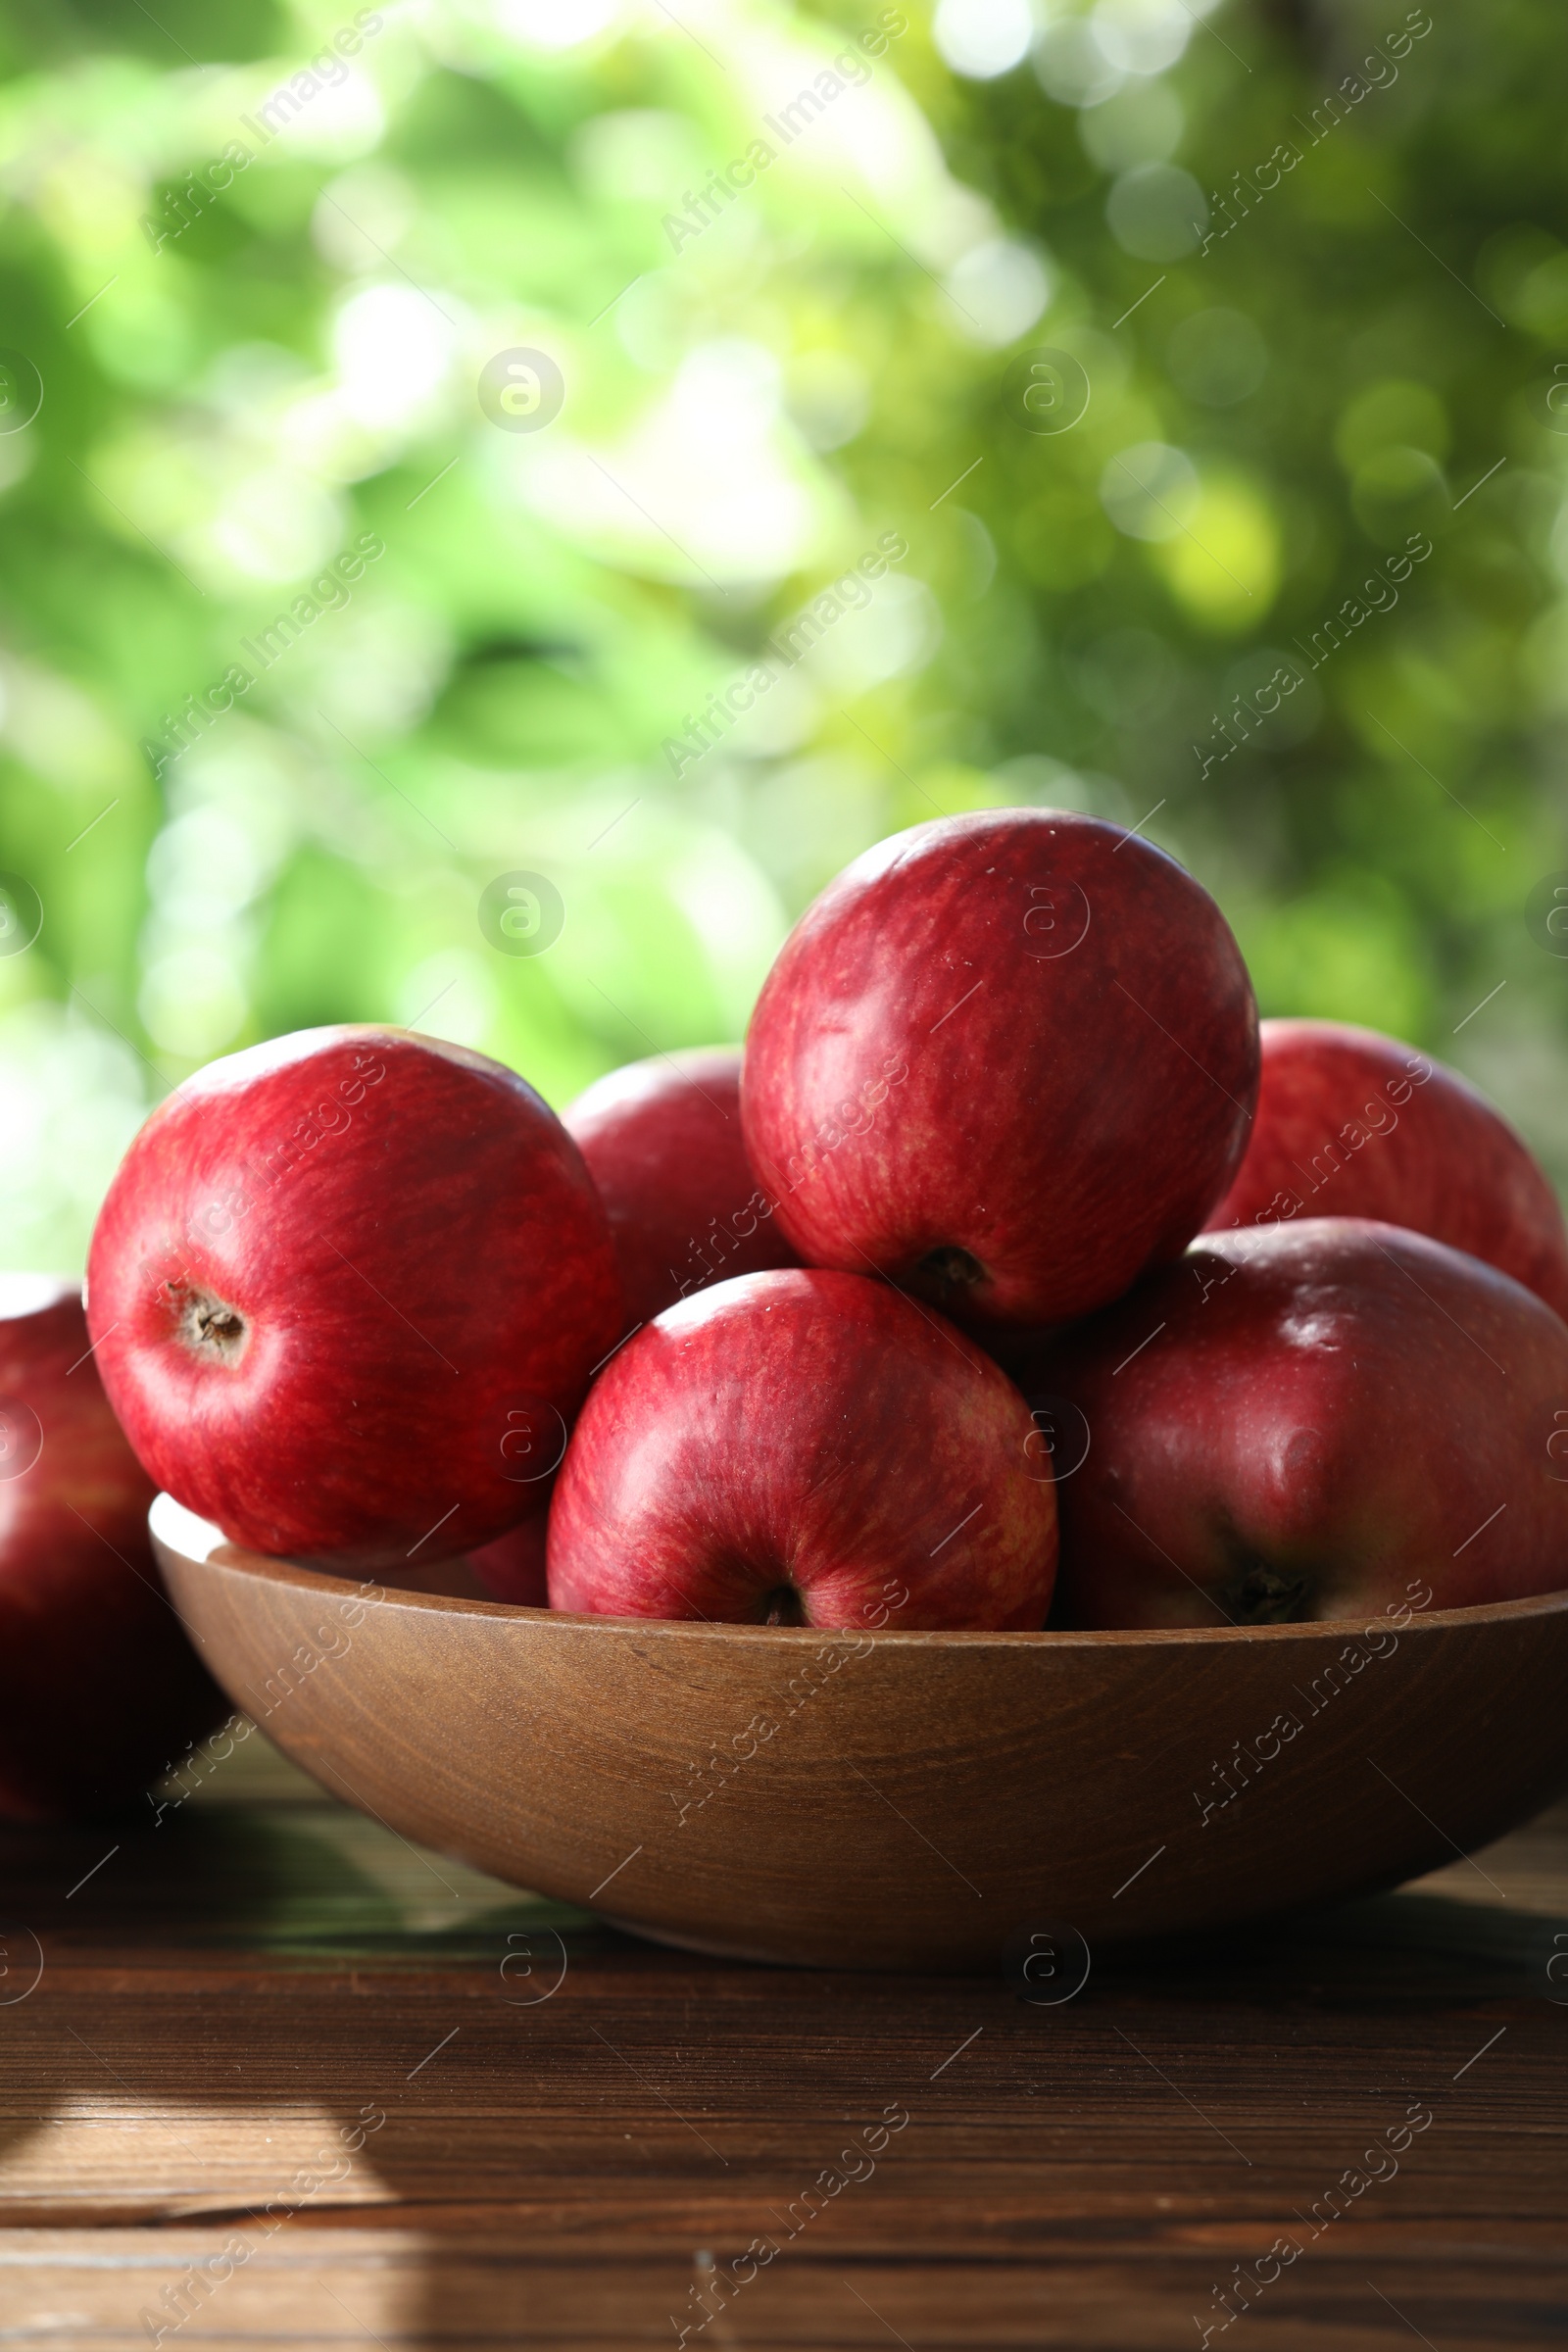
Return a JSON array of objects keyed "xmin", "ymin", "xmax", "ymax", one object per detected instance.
[{"xmin": 933, "ymin": 0, "xmax": 1035, "ymax": 79}]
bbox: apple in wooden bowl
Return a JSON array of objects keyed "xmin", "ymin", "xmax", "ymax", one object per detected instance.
[{"xmin": 151, "ymin": 1494, "xmax": 1568, "ymax": 1972}]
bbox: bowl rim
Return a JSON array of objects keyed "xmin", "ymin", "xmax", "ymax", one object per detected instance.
[{"xmin": 150, "ymin": 1494, "xmax": 1568, "ymax": 1650}]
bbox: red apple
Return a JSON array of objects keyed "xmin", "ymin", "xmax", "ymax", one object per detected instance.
[
  {"xmin": 86, "ymin": 1027, "xmax": 623, "ymax": 1569},
  {"xmin": 548, "ymin": 1267, "xmax": 1057, "ymax": 1629},
  {"xmin": 740, "ymin": 809, "xmax": 1258, "ymax": 1332},
  {"xmin": 1203, "ymin": 1017, "xmax": 1568, "ymax": 1320},
  {"xmin": 0, "ymin": 1277, "xmax": 222, "ymax": 1819},
  {"xmin": 467, "ymin": 1508, "xmax": 549, "ymax": 1606},
  {"xmin": 564, "ymin": 1047, "xmax": 801, "ymax": 1331},
  {"xmin": 1028, "ymin": 1217, "xmax": 1568, "ymax": 1628}
]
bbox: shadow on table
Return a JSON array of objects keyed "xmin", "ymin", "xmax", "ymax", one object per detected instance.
[{"xmin": 2, "ymin": 1786, "xmax": 1564, "ymax": 2347}]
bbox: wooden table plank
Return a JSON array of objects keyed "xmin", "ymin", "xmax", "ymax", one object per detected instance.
[{"xmin": 0, "ymin": 1732, "xmax": 1563, "ymax": 2347}]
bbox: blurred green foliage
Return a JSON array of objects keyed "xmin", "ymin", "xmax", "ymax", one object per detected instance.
[{"xmin": 0, "ymin": 0, "xmax": 1566, "ymax": 1269}]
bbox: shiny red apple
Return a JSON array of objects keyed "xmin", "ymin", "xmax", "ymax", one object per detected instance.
[
  {"xmin": 0, "ymin": 1277, "xmax": 222, "ymax": 1819},
  {"xmin": 86, "ymin": 1027, "xmax": 623, "ymax": 1569},
  {"xmin": 564, "ymin": 1047, "xmax": 801, "ymax": 1331},
  {"xmin": 548, "ymin": 1267, "xmax": 1057, "ymax": 1629},
  {"xmin": 1030, "ymin": 1217, "xmax": 1568, "ymax": 1628},
  {"xmin": 741, "ymin": 809, "xmax": 1258, "ymax": 1332},
  {"xmin": 1203, "ymin": 1017, "xmax": 1568, "ymax": 1319}
]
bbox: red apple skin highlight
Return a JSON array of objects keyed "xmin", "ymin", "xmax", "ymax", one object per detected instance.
[
  {"xmin": 548, "ymin": 1267, "xmax": 1058, "ymax": 1630},
  {"xmin": 0, "ymin": 1278, "xmax": 222, "ymax": 1820},
  {"xmin": 85, "ymin": 1027, "xmax": 623, "ymax": 1570},
  {"xmin": 1030, "ymin": 1217, "xmax": 1568, "ymax": 1630},
  {"xmin": 564, "ymin": 1047, "xmax": 801, "ymax": 1331},
  {"xmin": 741, "ymin": 808, "xmax": 1259, "ymax": 1333},
  {"xmin": 1204, "ymin": 1017, "xmax": 1568, "ymax": 1320}
]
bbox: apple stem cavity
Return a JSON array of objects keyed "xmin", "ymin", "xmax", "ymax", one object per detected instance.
[
  {"xmin": 761, "ymin": 1586, "xmax": 806, "ymax": 1627},
  {"xmin": 1224, "ymin": 1560, "xmax": 1310, "ymax": 1625},
  {"xmin": 173, "ymin": 1285, "xmax": 249, "ymax": 1366},
  {"xmin": 916, "ymin": 1245, "xmax": 985, "ymax": 1295}
]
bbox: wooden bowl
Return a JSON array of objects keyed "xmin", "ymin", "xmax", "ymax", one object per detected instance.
[{"xmin": 152, "ymin": 1495, "xmax": 1568, "ymax": 1973}]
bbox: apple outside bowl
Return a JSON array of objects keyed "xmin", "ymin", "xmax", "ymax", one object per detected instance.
[{"xmin": 151, "ymin": 1494, "xmax": 1568, "ymax": 1974}]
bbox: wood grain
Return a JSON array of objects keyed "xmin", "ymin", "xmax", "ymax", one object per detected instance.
[
  {"xmin": 153, "ymin": 1495, "xmax": 1568, "ymax": 1969},
  {"xmin": 0, "ymin": 1727, "xmax": 1564, "ymax": 2347}
]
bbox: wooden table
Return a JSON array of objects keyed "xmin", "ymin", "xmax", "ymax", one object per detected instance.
[{"xmin": 1, "ymin": 1732, "xmax": 1563, "ymax": 2349}]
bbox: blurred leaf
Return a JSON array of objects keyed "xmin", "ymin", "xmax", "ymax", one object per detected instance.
[{"xmin": 0, "ymin": 0, "xmax": 1565, "ymax": 1269}]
